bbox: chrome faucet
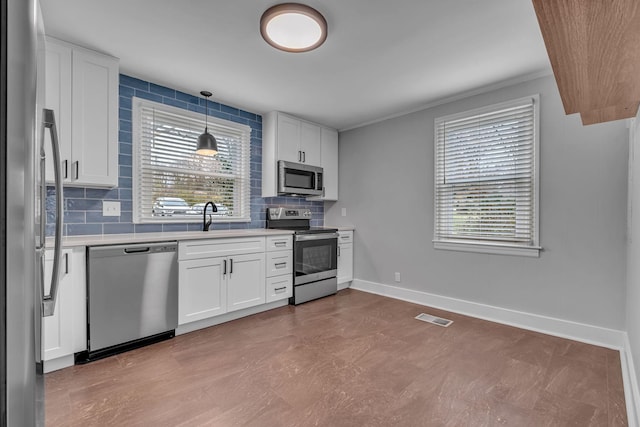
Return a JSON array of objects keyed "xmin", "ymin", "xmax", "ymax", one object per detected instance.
[{"xmin": 202, "ymin": 201, "xmax": 217, "ymax": 231}]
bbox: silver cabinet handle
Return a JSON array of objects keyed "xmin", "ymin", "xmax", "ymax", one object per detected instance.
[
  {"xmin": 41, "ymin": 109, "xmax": 64, "ymax": 317},
  {"xmin": 302, "ymin": 151, "xmax": 306, "ymax": 163},
  {"xmin": 64, "ymin": 252, "xmax": 69, "ymax": 275},
  {"xmin": 338, "ymin": 246, "xmax": 341, "ymax": 257},
  {"xmin": 298, "ymin": 151, "xmax": 301, "ymax": 162},
  {"xmin": 274, "ymin": 241, "xmax": 287, "ymax": 247},
  {"xmin": 63, "ymin": 159, "xmax": 68, "ymax": 179},
  {"xmin": 74, "ymin": 160, "xmax": 79, "ymax": 180},
  {"xmin": 230, "ymin": 258, "xmax": 233, "ymax": 274},
  {"xmin": 223, "ymin": 259, "xmax": 227, "ymax": 275},
  {"xmin": 275, "ymin": 262, "xmax": 287, "ymax": 269},
  {"xmin": 274, "ymin": 287, "xmax": 287, "ymax": 293}
]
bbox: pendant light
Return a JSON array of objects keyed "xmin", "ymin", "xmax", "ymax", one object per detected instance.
[{"xmin": 196, "ymin": 90, "xmax": 218, "ymax": 156}]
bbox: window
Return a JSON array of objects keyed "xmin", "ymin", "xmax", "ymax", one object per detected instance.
[
  {"xmin": 132, "ymin": 97, "xmax": 251, "ymax": 223},
  {"xmin": 433, "ymin": 95, "xmax": 540, "ymax": 257}
]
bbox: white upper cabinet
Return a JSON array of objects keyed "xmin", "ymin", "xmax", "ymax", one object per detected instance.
[
  {"xmin": 42, "ymin": 40, "xmax": 72, "ymax": 183},
  {"xmin": 276, "ymin": 114, "xmax": 303, "ymax": 163},
  {"xmin": 299, "ymin": 121, "xmax": 321, "ymax": 165},
  {"xmin": 308, "ymin": 127, "xmax": 338, "ymax": 201},
  {"xmin": 273, "ymin": 113, "xmax": 321, "ymax": 165},
  {"xmin": 44, "ymin": 37, "xmax": 119, "ymax": 188},
  {"xmin": 262, "ymin": 111, "xmax": 337, "ymax": 198}
]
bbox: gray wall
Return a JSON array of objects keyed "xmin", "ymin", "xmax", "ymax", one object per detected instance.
[
  {"xmin": 325, "ymin": 75, "xmax": 629, "ymax": 330},
  {"xmin": 627, "ymin": 111, "xmax": 640, "ymax": 393}
]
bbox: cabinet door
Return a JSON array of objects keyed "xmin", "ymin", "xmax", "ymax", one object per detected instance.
[
  {"xmin": 277, "ymin": 114, "xmax": 302, "ymax": 163},
  {"xmin": 43, "ymin": 38, "xmax": 72, "ymax": 184},
  {"xmin": 227, "ymin": 253, "xmax": 266, "ymax": 312},
  {"xmin": 71, "ymin": 48, "xmax": 119, "ymax": 187},
  {"xmin": 337, "ymin": 243, "xmax": 354, "ymax": 285},
  {"xmin": 42, "ymin": 249, "xmax": 73, "ymax": 361},
  {"xmin": 178, "ymin": 257, "xmax": 227, "ymax": 325},
  {"xmin": 308, "ymin": 127, "xmax": 338, "ymax": 201},
  {"xmin": 266, "ymin": 275, "xmax": 293, "ymax": 303},
  {"xmin": 299, "ymin": 121, "xmax": 321, "ymax": 166}
]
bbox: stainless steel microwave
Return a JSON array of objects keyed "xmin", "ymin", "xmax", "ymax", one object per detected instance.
[{"xmin": 278, "ymin": 160, "xmax": 324, "ymax": 196}]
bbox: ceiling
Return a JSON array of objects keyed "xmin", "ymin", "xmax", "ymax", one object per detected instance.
[{"xmin": 39, "ymin": 0, "xmax": 552, "ymax": 131}]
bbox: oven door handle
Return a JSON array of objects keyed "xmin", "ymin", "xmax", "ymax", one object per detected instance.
[{"xmin": 294, "ymin": 233, "xmax": 339, "ymax": 242}]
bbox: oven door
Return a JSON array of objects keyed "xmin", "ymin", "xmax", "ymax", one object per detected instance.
[{"xmin": 294, "ymin": 233, "xmax": 338, "ymax": 285}]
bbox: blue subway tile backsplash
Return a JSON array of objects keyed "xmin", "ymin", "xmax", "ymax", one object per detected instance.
[{"xmin": 46, "ymin": 74, "xmax": 323, "ymax": 236}]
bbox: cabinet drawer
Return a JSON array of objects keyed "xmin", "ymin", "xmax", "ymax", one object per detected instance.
[
  {"xmin": 266, "ymin": 275, "xmax": 292, "ymax": 303},
  {"xmin": 338, "ymin": 230, "xmax": 353, "ymax": 244},
  {"xmin": 266, "ymin": 251, "xmax": 293, "ymax": 277},
  {"xmin": 266, "ymin": 235, "xmax": 293, "ymax": 251},
  {"xmin": 179, "ymin": 237, "xmax": 266, "ymax": 261}
]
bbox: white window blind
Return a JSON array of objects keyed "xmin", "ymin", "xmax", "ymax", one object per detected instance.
[
  {"xmin": 133, "ymin": 97, "xmax": 251, "ymax": 223},
  {"xmin": 434, "ymin": 96, "xmax": 539, "ymax": 255}
]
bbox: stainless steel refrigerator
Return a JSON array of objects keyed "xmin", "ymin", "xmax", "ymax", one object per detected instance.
[{"xmin": 2, "ymin": 0, "xmax": 64, "ymax": 424}]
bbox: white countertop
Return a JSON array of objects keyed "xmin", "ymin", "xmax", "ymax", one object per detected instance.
[
  {"xmin": 55, "ymin": 229, "xmax": 295, "ymax": 248},
  {"xmin": 51, "ymin": 226, "xmax": 354, "ymax": 248}
]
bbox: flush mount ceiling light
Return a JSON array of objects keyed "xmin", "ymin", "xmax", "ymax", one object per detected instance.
[
  {"xmin": 260, "ymin": 3, "xmax": 327, "ymax": 53},
  {"xmin": 196, "ymin": 90, "xmax": 218, "ymax": 156}
]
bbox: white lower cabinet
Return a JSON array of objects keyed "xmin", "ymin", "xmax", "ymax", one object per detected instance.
[
  {"xmin": 266, "ymin": 275, "xmax": 292, "ymax": 303},
  {"xmin": 42, "ymin": 247, "xmax": 86, "ymax": 372},
  {"xmin": 226, "ymin": 253, "xmax": 266, "ymax": 313},
  {"xmin": 178, "ymin": 256, "xmax": 227, "ymax": 324},
  {"xmin": 178, "ymin": 237, "xmax": 269, "ymax": 325},
  {"xmin": 337, "ymin": 230, "xmax": 354, "ymax": 286},
  {"xmin": 265, "ymin": 235, "xmax": 293, "ymax": 302}
]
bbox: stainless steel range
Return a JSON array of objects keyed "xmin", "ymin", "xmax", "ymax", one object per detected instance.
[{"xmin": 267, "ymin": 208, "xmax": 338, "ymax": 305}]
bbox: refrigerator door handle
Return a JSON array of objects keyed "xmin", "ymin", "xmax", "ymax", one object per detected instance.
[{"xmin": 41, "ymin": 109, "xmax": 64, "ymax": 317}]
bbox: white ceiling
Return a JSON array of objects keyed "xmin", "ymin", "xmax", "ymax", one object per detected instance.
[{"xmin": 39, "ymin": 0, "xmax": 551, "ymax": 131}]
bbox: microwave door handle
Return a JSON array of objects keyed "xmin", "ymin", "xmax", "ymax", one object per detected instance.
[{"xmin": 42, "ymin": 109, "xmax": 64, "ymax": 317}]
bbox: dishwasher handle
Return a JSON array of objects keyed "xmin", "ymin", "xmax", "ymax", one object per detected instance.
[{"xmin": 124, "ymin": 247, "xmax": 151, "ymax": 254}]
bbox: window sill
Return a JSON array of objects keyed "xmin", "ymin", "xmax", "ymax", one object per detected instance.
[{"xmin": 433, "ymin": 240, "xmax": 541, "ymax": 258}]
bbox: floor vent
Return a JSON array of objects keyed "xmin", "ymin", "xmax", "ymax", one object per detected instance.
[{"xmin": 415, "ymin": 313, "xmax": 453, "ymax": 327}]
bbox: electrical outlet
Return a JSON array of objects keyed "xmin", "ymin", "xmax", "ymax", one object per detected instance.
[
  {"xmin": 341, "ymin": 207, "xmax": 347, "ymax": 217},
  {"xmin": 103, "ymin": 201, "xmax": 121, "ymax": 217},
  {"xmin": 394, "ymin": 272, "xmax": 401, "ymax": 282}
]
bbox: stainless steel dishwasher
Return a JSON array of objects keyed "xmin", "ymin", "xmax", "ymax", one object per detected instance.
[{"xmin": 80, "ymin": 242, "xmax": 178, "ymax": 362}]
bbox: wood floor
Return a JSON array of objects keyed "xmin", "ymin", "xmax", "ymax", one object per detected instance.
[{"xmin": 46, "ymin": 289, "xmax": 628, "ymax": 426}]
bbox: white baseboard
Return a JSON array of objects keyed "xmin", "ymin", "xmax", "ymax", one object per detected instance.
[
  {"xmin": 337, "ymin": 281, "xmax": 351, "ymax": 291},
  {"xmin": 43, "ymin": 354, "xmax": 75, "ymax": 373},
  {"xmin": 351, "ymin": 279, "xmax": 625, "ymax": 349},
  {"xmin": 622, "ymin": 334, "xmax": 640, "ymax": 427}
]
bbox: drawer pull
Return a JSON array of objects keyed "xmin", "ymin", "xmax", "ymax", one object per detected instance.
[
  {"xmin": 274, "ymin": 286, "xmax": 287, "ymax": 293},
  {"xmin": 274, "ymin": 241, "xmax": 287, "ymax": 247},
  {"xmin": 274, "ymin": 262, "xmax": 287, "ymax": 269},
  {"xmin": 341, "ymin": 235, "xmax": 350, "ymax": 239}
]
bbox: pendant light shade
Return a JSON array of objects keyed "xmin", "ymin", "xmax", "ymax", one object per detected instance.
[{"xmin": 196, "ymin": 90, "xmax": 218, "ymax": 156}]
